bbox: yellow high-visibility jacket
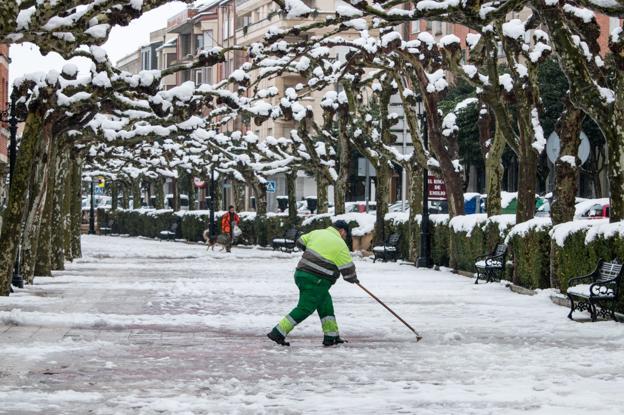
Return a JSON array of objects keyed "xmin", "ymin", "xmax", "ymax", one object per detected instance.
[{"xmin": 296, "ymin": 227, "xmax": 357, "ymax": 283}]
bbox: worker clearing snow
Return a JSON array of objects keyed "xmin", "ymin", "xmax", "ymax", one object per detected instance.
[{"xmin": 267, "ymin": 220, "xmax": 359, "ymax": 347}]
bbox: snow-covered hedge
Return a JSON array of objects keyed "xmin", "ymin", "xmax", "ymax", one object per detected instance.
[
  {"xmin": 448, "ymin": 214, "xmax": 516, "ymax": 272},
  {"xmin": 505, "ymin": 218, "xmax": 552, "ymax": 289},
  {"xmin": 549, "ymin": 220, "xmax": 624, "ymax": 312},
  {"xmin": 104, "ymin": 209, "xmax": 380, "ymax": 249}
]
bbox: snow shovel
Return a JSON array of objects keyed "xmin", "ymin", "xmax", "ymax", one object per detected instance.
[{"xmin": 356, "ymin": 283, "xmax": 423, "ymax": 342}]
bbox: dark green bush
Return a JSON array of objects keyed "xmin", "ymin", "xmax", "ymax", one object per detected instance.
[
  {"xmin": 550, "ymin": 227, "xmax": 594, "ymax": 291},
  {"xmin": 448, "ymin": 216, "xmax": 488, "ymax": 272},
  {"xmin": 430, "ymin": 218, "xmax": 449, "ymax": 267},
  {"xmin": 507, "ymin": 219, "xmax": 552, "ymax": 289}
]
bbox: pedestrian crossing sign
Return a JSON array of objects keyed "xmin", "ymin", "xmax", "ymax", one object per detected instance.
[{"xmin": 266, "ymin": 180, "xmax": 276, "ymax": 193}]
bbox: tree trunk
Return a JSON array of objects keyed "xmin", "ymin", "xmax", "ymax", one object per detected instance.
[
  {"xmin": 606, "ymin": 76, "xmax": 624, "ymax": 222},
  {"xmin": 121, "ymin": 183, "xmax": 129, "ymax": 209},
  {"xmin": 315, "ymin": 172, "xmax": 329, "ymax": 214},
  {"xmin": 254, "ymin": 183, "xmax": 268, "ymax": 216},
  {"xmin": 334, "ymin": 115, "xmax": 350, "ymax": 215},
  {"xmin": 35, "ymin": 140, "xmax": 61, "ymax": 277},
  {"xmin": 551, "ymin": 101, "xmax": 583, "ymax": 225},
  {"xmin": 374, "ymin": 162, "xmax": 391, "ymax": 245},
  {"xmin": 154, "ymin": 177, "xmax": 165, "ymax": 209},
  {"xmin": 188, "ymin": 174, "xmax": 196, "ymax": 210},
  {"xmin": 408, "ymin": 166, "xmax": 423, "ymax": 262},
  {"xmin": 287, "ymin": 172, "xmax": 298, "ymax": 224},
  {"xmin": 21, "ymin": 130, "xmax": 55, "ymax": 284},
  {"xmin": 111, "ymin": 181, "xmax": 119, "ymax": 211},
  {"xmin": 63, "ymin": 159, "xmax": 74, "ymax": 261},
  {"xmin": 0, "ymin": 111, "xmax": 43, "ymax": 295},
  {"xmin": 171, "ymin": 177, "xmax": 179, "ymax": 211},
  {"xmin": 516, "ymin": 148, "xmax": 537, "ymax": 223},
  {"xmin": 70, "ymin": 157, "xmax": 83, "ymax": 260},
  {"xmin": 52, "ymin": 148, "xmax": 70, "ymax": 270},
  {"xmin": 478, "ymin": 106, "xmax": 504, "ymax": 217},
  {"xmin": 132, "ymin": 179, "xmax": 142, "ymax": 209},
  {"xmin": 485, "ymin": 126, "xmax": 506, "ymax": 217},
  {"xmin": 233, "ymin": 179, "xmax": 245, "ymax": 212}
]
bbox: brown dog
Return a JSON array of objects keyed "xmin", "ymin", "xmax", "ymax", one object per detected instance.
[{"xmin": 202, "ymin": 230, "xmax": 231, "ymax": 251}]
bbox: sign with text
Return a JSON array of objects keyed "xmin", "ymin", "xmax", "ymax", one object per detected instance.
[{"xmin": 428, "ymin": 175, "xmax": 447, "ymax": 200}]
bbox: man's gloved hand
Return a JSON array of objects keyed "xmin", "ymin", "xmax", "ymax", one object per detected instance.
[{"xmin": 345, "ymin": 276, "xmax": 360, "ymax": 284}]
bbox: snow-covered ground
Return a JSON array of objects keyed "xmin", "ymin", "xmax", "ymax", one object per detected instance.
[{"xmin": 1, "ymin": 236, "xmax": 623, "ymax": 414}]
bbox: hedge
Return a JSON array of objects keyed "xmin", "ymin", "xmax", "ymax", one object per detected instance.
[
  {"xmin": 100, "ymin": 206, "xmax": 624, "ymax": 313},
  {"xmin": 505, "ymin": 218, "xmax": 552, "ymax": 289}
]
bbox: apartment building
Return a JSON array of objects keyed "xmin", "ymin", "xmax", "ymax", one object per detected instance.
[{"xmin": 117, "ymin": 49, "xmax": 141, "ymax": 74}]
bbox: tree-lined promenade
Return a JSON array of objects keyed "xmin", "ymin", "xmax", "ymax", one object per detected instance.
[{"xmin": 0, "ymin": 0, "xmax": 623, "ymax": 294}]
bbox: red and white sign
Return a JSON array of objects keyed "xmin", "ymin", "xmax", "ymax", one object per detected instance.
[{"xmin": 427, "ymin": 175, "xmax": 447, "ymax": 200}]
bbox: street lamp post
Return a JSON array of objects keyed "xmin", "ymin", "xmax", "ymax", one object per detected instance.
[
  {"xmin": 416, "ymin": 96, "xmax": 431, "ymax": 268},
  {"xmin": 1, "ymin": 95, "xmax": 24, "ymax": 288}
]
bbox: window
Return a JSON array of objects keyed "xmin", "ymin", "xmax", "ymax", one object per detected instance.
[
  {"xmin": 195, "ymin": 34, "xmax": 204, "ymax": 53},
  {"xmin": 166, "ymin": 52, "xmax": 177, "ymax": 67},
  {"xmin": 411, "ymin": 20, "xmax": 420, "ymax": 34},
  {"xmin": 142, "ymin": 50, "xmax": 151, "ymax": 70},
  {"xmin": 180, "ymin": 34, "xmax": 191, "ymax": 57},
  {"xmin": 180, "ymin": 70, "xmax": 191, "ymax": 82},
  {"xmin": 203, "ymin": 30, "xmax": 214, "ymax": 49},
  {"xmin": 237, "ymin": 14, "xmax": 251, "ymax": 29},
  {"xmin": 426, "ymin": 20, "xmax": 432, "ymax": 31},
  {"xmin": 432, "ymin": 21, "xmax": 442, "ymax": 35},
  {"xmin": 205, "ymin": 67, "xmax": 213, "ymax": 84},
  {"xmin": 195, "ymin": 69, "xmax": 204, "ymax": 86}
]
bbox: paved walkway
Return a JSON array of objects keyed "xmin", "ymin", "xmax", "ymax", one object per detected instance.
[{"xmin": 1, "ymin": 236, "xmax": 623, "ymax": 414}]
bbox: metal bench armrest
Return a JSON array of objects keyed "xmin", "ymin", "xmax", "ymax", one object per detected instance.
[
  {"xmin": 568, "ymin": 263, "xmax": 600, "ymax": 287},
  {"xmin": 589, "ymin": 278, "xmax": 619, "ymax": 296},
  {"xmin": 485, "ymin": 255, "xmax": 504, "ymax": 267},
  {"xmin": 567, "ymin": 274, "xmax": 593, "ymax": 287}
]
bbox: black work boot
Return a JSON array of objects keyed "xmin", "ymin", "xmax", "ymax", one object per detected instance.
[
  {"xmin": 267, "ymin": 328, "xmax": 290, "ymax": 346},
  {"xmin": 323, "ymin": 336, "xmax": 348, "ymax": 347}
]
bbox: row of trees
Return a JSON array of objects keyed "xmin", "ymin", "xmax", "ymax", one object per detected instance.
[{"xmin": 0, "ymin": 0, "xmax": 622, "ymax": 294}]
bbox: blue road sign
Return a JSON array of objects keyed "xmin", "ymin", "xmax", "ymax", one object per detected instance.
[{"xmin": 266, "ymin": 180, "xmax": 276, "ymax": 193}]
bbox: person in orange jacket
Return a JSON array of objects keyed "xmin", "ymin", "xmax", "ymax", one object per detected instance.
[{"xmin": 220, "ymin": 205, "xmax": 240, "ymax": 252}]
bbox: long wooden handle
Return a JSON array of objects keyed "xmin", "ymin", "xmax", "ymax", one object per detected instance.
[{"xmin": 357, "ymin": 283, "xmax": 422, "ymax": 341}]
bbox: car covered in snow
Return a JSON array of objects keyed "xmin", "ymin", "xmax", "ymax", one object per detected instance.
[{"xmin": 574, "ymin": 198, "xmax": 610, "ymax": 220}]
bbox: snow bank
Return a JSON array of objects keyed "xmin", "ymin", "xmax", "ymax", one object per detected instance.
[
  {"xmin": 385, "ymin": 212, "xmax": 410, "ymax": 225},
  {"xmin": 505, "ymin": 217, "xmax": 552, "ymax": 242},
  {"xmin": 550, "ymin": 219, "xmax": 608, "ymax": 247},
  {"xmin": 449, "ymin": 214, "xmax": 488, "ymax": 236},
  {"xmin": 585, "ymin": 220, "xmax": 624, "ymax": 244},
  {"xmin": 487, "ymin": 214, "xmax": 517, "ymax": 236}
]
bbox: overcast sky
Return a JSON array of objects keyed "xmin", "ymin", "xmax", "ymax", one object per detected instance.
[{"xmin": 8, "ymin": 2, "xmax": 188, "ymax": 91}]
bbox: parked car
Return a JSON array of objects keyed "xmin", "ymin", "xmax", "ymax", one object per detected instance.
[
  {"xmin": 345, "ymin": 201, "xmax": 376, "ymax": 213},
  {"xmin": 574, "ymin": 198, "xmax": 610, "ymax": 220}
]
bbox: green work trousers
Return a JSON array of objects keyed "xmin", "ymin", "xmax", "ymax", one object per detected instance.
[{"xmin": 273, "ymin": 270, "xmax": 339, "ymax": 339}]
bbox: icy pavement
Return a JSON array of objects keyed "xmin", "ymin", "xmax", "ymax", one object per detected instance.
[{"xmin": 1, "ymin": 236, "xmax": 624, "ymax": 414}]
